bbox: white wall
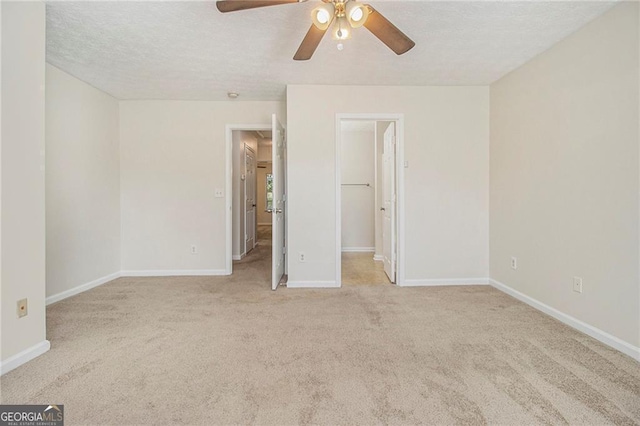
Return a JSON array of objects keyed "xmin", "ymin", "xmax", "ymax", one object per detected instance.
[
  {"xmin": 1, "ymin": 1, "xmax": 48, "ymax": 366},
  {"xmin": 287, "ymin": 86, "xmax": 489, "ymax": 285},
  {"xmin": 341, "ymin": 122, "xmax": 375, "ymax": 251},
  {"xmin": 45, "ymin": 65, "xmax": 120, "ymax": 300},
  {"xmin": 232, "ymin": 130, "xmax": 258, "ymax": 258},
  {"xmin": 490, "ymin": 2, "xmax": 639, "ymax": 348},
  {"xmin": 119, "ymin": 101, "xmax": 284, "ymax": 274}
]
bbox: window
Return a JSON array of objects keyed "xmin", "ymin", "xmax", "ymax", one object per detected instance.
[{"xmin": 266, "ymin": 174, "xmax": 274, "ymax": 210}]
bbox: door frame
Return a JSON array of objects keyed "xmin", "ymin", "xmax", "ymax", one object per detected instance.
[
  {"xmin": 225, "ymin": 124, "xmax": 271, "ymax": 275},
  {"xmin": 335, "ymin": 113, "xmax": 405, "ymax": 287}
]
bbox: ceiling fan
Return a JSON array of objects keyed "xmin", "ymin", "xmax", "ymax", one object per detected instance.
[{"xmin": 216, "ymin": 0, "xmax": 416, "ymax": 60}]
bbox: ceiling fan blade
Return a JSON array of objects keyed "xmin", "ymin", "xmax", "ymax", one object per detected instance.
[
  {"xmin": 293, "ymin": 23, "xmax": 330, "ymax": 61},
  {"xmin": 216, "ymin": 0, "xmax": 301, "ymax": 13},
  {"xmin": 363, "ymin": 5, "xmax": 415, "ymax": 55}
]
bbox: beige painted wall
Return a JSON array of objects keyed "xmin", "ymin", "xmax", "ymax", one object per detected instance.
[
  {"xmin": 287, "ymin": 85, "xmax": 490, "ymax": 284},
  {"xmin": 490, "ymin": 2, "xmax": 639, "ymax": 346},
  {"xmin": 119, "ymin": 101, "xmax": 284, "ymax": 273},
  {"xmin": 341, "ymin": 124, "xmax": 376, "ymax": 251},
  {"xmin": 1, "ymin": 2, "xmax": 47, "ymax": 362},
  {"xmin": 45, "ymin": 65, "xmax": 121, "ymax": 298},
  {"xmin": 257, "ymin": 163, "xmax": 273, "ymax": 225}
]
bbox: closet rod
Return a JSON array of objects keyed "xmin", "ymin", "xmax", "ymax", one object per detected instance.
[{"xmin": 341, "ymin": 183, "xmax": 371, "ymax": 187}]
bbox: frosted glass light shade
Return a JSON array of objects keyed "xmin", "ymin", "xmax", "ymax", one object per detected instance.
[
  {"xmin": 311, "ymin": 4, "xmax": 335, "ymax": 31},
  {"xmin": 333, "ymin": 16, "xmax": 351, "ymax": 40},
  {"xmin": 346, "ymin": 1, "xmax": 368, "ymax": 28}
]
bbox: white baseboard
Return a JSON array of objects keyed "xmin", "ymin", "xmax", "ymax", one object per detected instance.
[
  {"xmin": 46, "ymin": 268, "xmax": 230, "ymax": 304},
  {"xmin": 490, "ymin": 278, "xmax": 640, "ymax": 362},
  {"xmin": 373, "ymin": 254, "xmax": 383, "ymax": 261},
  {"xmin": 46, "ymin": 271, "xmax": 121, "ymax": 305},
  {"xmin": 341, "ymin": 247, "xmax": 375, "ymax": 253},
  {"xmin": 1, "ymin": 340, "xmax": 50, "ymax": 376},
  {"xmin": 121, "ymin": 269, "xmax": 229, "ymax": 277},
  {"xmin": 401, "ymin": 277, "xmax": 489, "ymax": 287},
  {"xmin": 287, "ymin": 280, "xmax": 340, "ymax": 288},
  {"xmin": 232, "ymin": 254, "xmax": 245, "ymax": 261}
]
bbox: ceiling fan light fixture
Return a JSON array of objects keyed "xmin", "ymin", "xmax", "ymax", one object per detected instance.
[
  {"xmin": 311, "ymin": 4, "xmax": 335, "ymax": 31},
  {"xmin": 333, "ymin": 16, "xmax": 351, "ymax": 40},
  {"xmin": 345, "ymin": 1, "xmax": 368, "ymax": 28},
  {"xmin": 216, "ymin": 0, "xmax": 415, "ymax": 61}
]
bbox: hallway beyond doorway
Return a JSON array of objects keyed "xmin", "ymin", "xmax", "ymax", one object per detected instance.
[
  {"xmin": 257, "ymin": 224, "xmax": 271, "ymax": 246},
  {"xmin": 232, "ymin": 225, "xmax": 272, "ymax": 285}
]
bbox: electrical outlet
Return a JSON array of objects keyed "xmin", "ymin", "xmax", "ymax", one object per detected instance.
[
  {"xmin": 573, "ymin": 276, "xmax": 583, "ymax": 293},
  {"xmin": 191, "ymin": 245, "xmax": 198, "ymax": 255},
  {"xmin": 299, "ymin": 252, "xmax": 305, "ymax": 262},
  {"xmin": 511, "ymin": 257, "xmax": 517, "ymax": 270},
  {"xmin": 17, "ymin": 298, "xmax": 28, "ymax": 318}
]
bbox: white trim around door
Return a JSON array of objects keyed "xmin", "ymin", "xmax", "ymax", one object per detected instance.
[{"xmin": 335, "ymin": 113, "xmax": 406, "ymax": 287}]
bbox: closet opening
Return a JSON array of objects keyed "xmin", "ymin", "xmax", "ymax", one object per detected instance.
[{"xmin": 336, "ymin": 116, "xmax": 404, "ymax": 286}]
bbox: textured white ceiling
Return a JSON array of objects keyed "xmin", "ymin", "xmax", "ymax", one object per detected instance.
[{"xmin": 46, "ymin": 1, "xmax": 617, "ymax": 101}]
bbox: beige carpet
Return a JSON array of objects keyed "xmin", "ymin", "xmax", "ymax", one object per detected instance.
[{"xmin": 1, "ymin": 237, "xmax": 639, "ymax": 425}]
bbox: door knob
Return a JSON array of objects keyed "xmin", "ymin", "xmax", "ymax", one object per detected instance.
[
  {"xmin": 274, "ymin": 208, "xmax": 283, "ymax": 214},
  {"xmin": 252, "ymin": 204, "xmax": 256, "ymax": 207}
]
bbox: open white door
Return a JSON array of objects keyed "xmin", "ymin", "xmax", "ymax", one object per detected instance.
[
  {"xmin": 245, "ymin": 145, "xmax": 256, "ymax": 252},
  {"xmin": 382, "ymin": 123, "xmax": 396, "ymax": 283},
  {"xmin": 271, "ymin": 114, "xmax": 286, "ymax": 290}
]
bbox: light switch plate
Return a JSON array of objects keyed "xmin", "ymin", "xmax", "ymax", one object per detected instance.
[{"xmin": 573, "ymin": 276, "xmax": 583, "ymax": 293}]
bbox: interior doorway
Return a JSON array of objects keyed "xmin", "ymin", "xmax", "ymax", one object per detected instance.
[
  {"xmin": 336, "ymin": 115, "xmax": 404, "ymax": 286},
  {"xmin": 225, "ymin": 115, "xmax": 287, "ymax": 291},
  {"xmin": 228, "ymin": 127, "xmax": 273, "ymax": 276}
]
